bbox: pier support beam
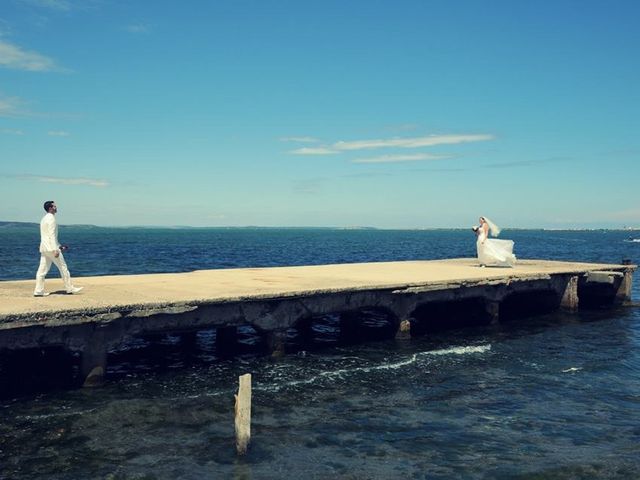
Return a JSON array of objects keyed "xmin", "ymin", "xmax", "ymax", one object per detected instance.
[
  {"xmin": 266, "ymin": 329, "xmax": 287, "ymax": 357},
  {"xmin": 339, "ymin": 314, "xmax": 360, "ymax": 344},
  {"xmin": 485, "ymin": 300, "xmax": 500, "ymax": 324},
  {"xmin": 81, "ymin": 334, "xmax": 107, "ymax": 387},
  {"xmin": 181, "ymin": 331, "xmax": 198, "ymax": 349},
  {"xmin": 615, "ymin": 270, "xmax": 633, "ymax": 305},
  {"xmin": 216, "ymin": 326, "xmax": 238, "ymax": 358},
  {"xmin": 395, "ymin": 319, "xmax": 411, "ymax": 339},
  {"xmin": 560, "ymin": 276, "xmax": 579, "ymax": 312}
]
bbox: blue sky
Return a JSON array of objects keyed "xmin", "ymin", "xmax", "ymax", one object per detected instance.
[{"xmin": 1, "ymin": 0, "xmax": 638, "ymax": 228}]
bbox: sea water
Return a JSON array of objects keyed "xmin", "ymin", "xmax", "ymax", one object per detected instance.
[{"xmin": 0, "ymin": 228, "xmax": 639, "ymax": 479}]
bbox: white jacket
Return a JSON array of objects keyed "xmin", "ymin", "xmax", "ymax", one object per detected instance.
[{"xmin": 39, "ymin": 213, "xmax": 60, "ymax": 253}]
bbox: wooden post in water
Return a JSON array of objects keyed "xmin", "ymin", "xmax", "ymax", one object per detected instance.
[{"xmin": 235, "ymin": 373, "xmax": 252, "ymax": 455}]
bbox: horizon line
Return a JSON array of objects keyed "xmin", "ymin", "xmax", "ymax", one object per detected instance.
[{"xmin": 1, "ymin": 220, "xmax": 639, "ymax": 232}]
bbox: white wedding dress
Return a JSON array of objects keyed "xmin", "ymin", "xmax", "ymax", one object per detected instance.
[{"xmin": 477, "ymin": 227, "xmax": 516, "ymax": 267}]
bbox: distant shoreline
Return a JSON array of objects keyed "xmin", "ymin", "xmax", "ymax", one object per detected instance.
[{"xmin": 1, "ymin": 221, "xmax": 639, "ymax": 232}]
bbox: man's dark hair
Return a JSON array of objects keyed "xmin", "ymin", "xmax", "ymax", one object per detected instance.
[{"xmin": 43, "ymin": 201, "xmax": 55, "ymax": 212}]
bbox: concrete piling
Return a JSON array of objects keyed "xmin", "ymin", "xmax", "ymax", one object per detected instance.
[
  {"xmin": 395, "ymin": 319, "xmax": 411, "ymax": 339},
  {"xmin": 615, "ymin": 270, "xmax": 633, "ymax": 305},
  {"xmin": 266, "ymin": 330, "xmax": 287, "ymax": 357},
  {"xmin": 485, "ymin": 300, "xmax": 500, "ymax": 324},
  {"xmin": 81, "ymin": 332, "xmax": 107, "ymax": 387},
  {"xmin": 560, "ymin": 275, "xmax": 579, "ymax": 311},
  {"xmin": 216, "ymin": 326, "xmax": 238, "ymax": 358}
]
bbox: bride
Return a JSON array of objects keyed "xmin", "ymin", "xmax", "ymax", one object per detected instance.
[{"xmin": 473, "ymin": 216, "xmax": 516, "ymax": 267}]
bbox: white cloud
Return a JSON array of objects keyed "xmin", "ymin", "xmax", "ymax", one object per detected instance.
[
  {"xmin": 333, "ymin": 134, "xmax": 494, "ymax": 151},
  {"xmin": 48, "ymin": 130, "xmax": 70, "ymax": 136},
  {"xmin": 0, "ymin": 40, "xmax": 61, "ymax": 72},
  {"xmin": 351, "ymin": 153, "xmax": 451, "ymax": 164},
  {"xmin": 384, "ymin": 123, "xmax": 420, "ymax": 132},
  {"xmin": 125, "ymin": 24, "xmax": 151, "ymax": 34},
  {"xmin": 1, "ymin": 128, "xmax": 24, "ymax": 135},
  {"xmin": 280, "ymin": 136, "xmax": 320, "ymax": 143},
  {"xmin": 20, "ymin": 0, "xmax": 72, "ymax": 10},
  {"xmin": 0, "ymin": 94, "xmax": 27, "ymax": 116},
  {"xmin": 289, "ymin": 147, "xmax": 339, "ymax": 155},
  {"xmin": 483, "ymin": 157, "xmax": 567, "ymax": 169},
  {"xmin": 0, "ymin": 94, "xmax": 80, "ymax": 118},
  {"xmin": 15, "ymin": 175, "xmax": 109, "ymax": 187},
  {"xmin": 288, "ymin": 132, "xmax": 494, "ymax": 158}
]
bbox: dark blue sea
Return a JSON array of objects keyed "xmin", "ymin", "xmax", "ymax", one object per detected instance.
[{"xmin": 1, "ymin": 227, "xmax": 639, "ymax": 479}]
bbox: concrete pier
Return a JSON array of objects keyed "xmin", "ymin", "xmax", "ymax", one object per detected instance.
[{"xmin": 0, "ymin": 259, "xmax": 635, "ymax": 385}]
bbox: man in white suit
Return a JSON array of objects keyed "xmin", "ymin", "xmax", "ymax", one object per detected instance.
[{"xmin": 34, "ymin": 200, "xmax": 83, "ymax": 296}]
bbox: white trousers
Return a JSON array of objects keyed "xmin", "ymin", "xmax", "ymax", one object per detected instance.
[{"xmin": 34, "ymin": 251, "xmax": 74, "ymax": 294}]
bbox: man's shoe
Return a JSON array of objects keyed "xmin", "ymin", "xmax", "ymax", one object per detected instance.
[
  {"xmin": 67, "ymin": 286, "xmax": 84, "ymax": 294},
  {"xmin": 34, "ymin": 292, "xmax": 50, "ymax": 297}
]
